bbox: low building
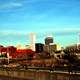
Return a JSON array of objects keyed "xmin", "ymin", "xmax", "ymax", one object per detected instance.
[
  {"xmin": 0, "ymin": 46, "xmax": 7, "ymax": 57},
  {"xmin": 16, "ymin": 49, "xmax": 35, "ymax": 59},
  {"xmin": 7, "ymin": 46, "xmax": 17, "ymax": 58}
]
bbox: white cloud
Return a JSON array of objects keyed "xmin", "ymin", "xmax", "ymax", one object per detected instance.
[
  {"xmin": 0, "ymin": 30, "xmax": 28, "ymax": 36},
  {"xmin": 40, "ymin": 27, "xmax": 80, "ymax": 33},
  {"xmin": 0, "ymin": 27, "xmax": 80, "ymax": 36},
  {"xmin": 10, "ymin": 2, "xmax": 23, "ymax": 7},
  {"xmin": 0, "ymin": 2, "xmax": 23, "ymax": 10}
]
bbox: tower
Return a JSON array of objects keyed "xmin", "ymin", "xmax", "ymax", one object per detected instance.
[{"xmin": 30, "ymin": 33, "xmax": 36, "ymax": 51}]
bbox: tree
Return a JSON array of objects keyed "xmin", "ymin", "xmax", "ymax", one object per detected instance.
[{"xmin": 62, "ymin": 52, "xmax": 79, "ymax": 66}]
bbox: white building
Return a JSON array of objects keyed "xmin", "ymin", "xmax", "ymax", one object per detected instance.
[{"xmin": 30, "ymin": 33, "xmax": 36, "ymax": 51}]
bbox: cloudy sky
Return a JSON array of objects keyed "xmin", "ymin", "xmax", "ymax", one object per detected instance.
[{"xmin": 0, "ymin": 0, "xmax": 80, "ymax": 47}]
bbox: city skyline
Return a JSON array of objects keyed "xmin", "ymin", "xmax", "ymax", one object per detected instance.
[
  {"xmin": 0, "ymin": 32, "xmax": 79, "ymax": 48},
  {"xmin": 0, "ymin": 0, "xmax": 80, "ymax": 46}
]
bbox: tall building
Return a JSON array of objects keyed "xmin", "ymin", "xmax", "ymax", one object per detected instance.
[
  {"xmin": 43, "ymin": 45, "xmax": 49, "ymax": 53},
  {"xmin": 43, "ymin": 43, "xmax": 57, "ymax": 53},
  {"xmin": 45, "ymin": 36, "xmax": 53, "ymax": 45},
  {"xmin": 35, "ymin": 43, "xmax": 44, "ymax": 53},
  {"xmin": 30, "ymin": 33, "xmax": 36, "ymax": 51},
  {"xmin": 49, "ymin": 43, "xmax": 57, "ymax": 55}
]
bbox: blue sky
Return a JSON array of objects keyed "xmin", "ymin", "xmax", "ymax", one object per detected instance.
[{"xmin": 0, "ymin": 0, "xmax": 80, "ymax": 47}]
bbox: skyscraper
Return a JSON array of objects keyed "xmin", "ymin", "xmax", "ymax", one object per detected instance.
[
  {"xmin": 35, "ymin": 43, "xmax": 44, "ymax": 53},
  {"xmin": 49, "ymin": 43, "xmax": 57, "ymax": 54},
  {"xmin": 45, "ymin": 36, "xmax": 53, "ymax": 45},
  {"xmin": 30, "ymin": 33, "xmax": 36, "ymax": 51}
]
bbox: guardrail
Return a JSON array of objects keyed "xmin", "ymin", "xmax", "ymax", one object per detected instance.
[{"xmin": 0, "ymin": 66, "xmax": 80, "ymax": 73}]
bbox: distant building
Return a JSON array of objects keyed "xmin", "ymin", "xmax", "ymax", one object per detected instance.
[
  {"xmin": 57, "ymin": 44, "xmax": 61, "ymax": 51},
  {"xmin": 45, "ymin": 36, "xmax": 53, "ymax": 45},
  {"xmin": 0, "ymin": 46, "xmax": 16, "ymax": 58},
  {"xmin": 16, "ymin": 44, "xmax": 27, "ymax": 49},
  {"xmin": 35, "ymin": 43, "xmax": 44, "ymax": 53},
  {"xmin": 65, "ymin": 44, "xmax": 78, "ymax": 54},
  {"xmin": 1, "ymin": 47, "xmax": 7, "ymax": 54},
  {"xmin": 7, "ymin": 46, "xmax": 16, "ymax": 54},
  {"xmin": 7, "ymin": 46, "xmax": 17, "ymax": 58},
  {"xmin": 0, "ymin": 46, "xmax": 7, "ymax": 57},
  {"xmin": 0, "ymin": 45, "xmax": 3, "ymax": 48},
  {"xmin": 0, "ymin": 45, "xmax": 4, "ymax": 55},
  {"xmin": 30, "ymin": 33, "xmax": 36, "ymax": 51},
  {"xmin": 77, "ymin": 43, "xmax": 80, "ymax": 49},
  {"xmin": 16, "ymin": 49, "xmax": 35, "ymax": 59},
  {"xmin": 43, "ymin": 43, "xmax": 57, "ymax": 55},
  {"xmin": 16, "ymin": 44, "xmax": 22, "ymax": 49},
  {"xmin": 25, "ymin": 45, "xmax": 31, "ymax": 49},
  {"xmin": 43, "ymin": 45, "xmax": 49, "ymax": 53},
  {"xmin": 49, "ymin": 43, "xmax": 57, "ymax": 52}
]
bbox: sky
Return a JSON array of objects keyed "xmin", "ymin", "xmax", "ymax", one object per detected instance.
[{"xmin": 0, "ymin": 0, "xmax": 80, "ymax": 47}]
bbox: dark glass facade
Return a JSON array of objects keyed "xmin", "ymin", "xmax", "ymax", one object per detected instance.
[{"xmin": 35, "ymin": 43, "xmax": 44, "ymax": 53}]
